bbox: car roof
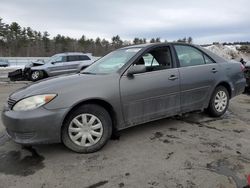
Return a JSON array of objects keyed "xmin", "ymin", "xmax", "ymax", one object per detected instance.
[
  {"xmin": 120, "ymin": 42, "xmax": 204, "ymax": 49},
  {"xmin": 120, "ymin": 42, "xmax": 227, "ymax": 63},
  {"xmin": 120, "ymin": 42, "xmax": 200, "ymax": 49},
  {"xmin": 54, "ymin": 52, "xmax": 90, "ymax": 56}
]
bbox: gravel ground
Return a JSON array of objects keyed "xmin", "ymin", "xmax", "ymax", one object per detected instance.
[{"xmin": 0, "ymin": 82, "xmax": 250, "ymax": 188}]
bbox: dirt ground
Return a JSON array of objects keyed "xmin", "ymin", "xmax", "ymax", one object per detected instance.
[{"xmin": 0, "ymin": 82, "xmax": 250, "ymax": 188}]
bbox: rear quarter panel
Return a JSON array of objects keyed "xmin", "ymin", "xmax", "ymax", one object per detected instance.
[{"xmin": 215, "ymin": 61, "xmax": 245, "ymax": 98}]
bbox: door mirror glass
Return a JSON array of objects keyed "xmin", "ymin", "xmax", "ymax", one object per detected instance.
[{"xmin": 127, "ymin": 65, "xmax": 146, "ymax": 76}]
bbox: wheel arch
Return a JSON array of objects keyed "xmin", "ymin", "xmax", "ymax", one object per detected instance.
[
  {"xmin": 215, "ymin": 81, "xmax": 232, "ymax": 99},
  {"xmin": 39, "ymin": 70, "xmax": 49, "ymax": 78},
  {"xmin": 61, "ymin": 98, "xmax": 117, "ymax": 133}
]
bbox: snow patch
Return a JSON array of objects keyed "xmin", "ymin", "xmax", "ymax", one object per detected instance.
[{"xmin": 204, "ymin": 45, "xmax": 242, "ymax": 60}]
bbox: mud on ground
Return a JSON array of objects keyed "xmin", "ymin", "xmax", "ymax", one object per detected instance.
[{"xmin": 0, "ymin": 82, "xmax": 250, "ymax": 188}]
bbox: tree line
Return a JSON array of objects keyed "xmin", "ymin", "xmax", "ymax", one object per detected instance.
[{"xmin": 0, "ymin": 18, "xmax": 193, "ymax": 57}]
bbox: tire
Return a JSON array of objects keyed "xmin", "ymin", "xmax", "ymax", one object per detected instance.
[
  {"xmin": 62, "ymin": 104, "xmax": 112, "ymax": 153},
  {"xmin": 30, "ymin": 70, "xmax": 44, "ymax": 81},
  {"xmin": 206, "ymin": 86, "xmax": 229, "ymax": 117}
]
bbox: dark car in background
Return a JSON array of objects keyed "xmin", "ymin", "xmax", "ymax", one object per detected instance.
[
  {"xmin": 2, "ymin": 43, "xmax": 246, "ymax": 153},
  {"xmin": 240, "ymin": 58, "xmax": 250, "ymax": 91},
  {"xmin": 244, "ymin": 61, "xmax": 250, "ymax": 90},
  {"xmin": 0, "ymin": 59, "xmax": 9, "ymax": 67}
]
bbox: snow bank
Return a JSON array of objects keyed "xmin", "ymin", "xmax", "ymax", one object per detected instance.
[{"xmin": 204, "ymin": 44, "xmax": 242, "ymax": 60}]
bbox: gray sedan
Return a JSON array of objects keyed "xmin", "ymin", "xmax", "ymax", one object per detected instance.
[{"xmin": 2, "ymin": 43, "xmax": 246, "ymax": 153}]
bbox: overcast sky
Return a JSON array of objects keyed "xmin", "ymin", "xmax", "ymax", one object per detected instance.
[{"xmin": 0, "ymin": 0, "xmax": 250, "ymax": 44}]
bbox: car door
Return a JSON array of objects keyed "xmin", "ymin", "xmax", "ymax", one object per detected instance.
[
  {"xmin": 173, "ymin": 44, "xmax": 219, "ymax": 113},
  {"xmin": 120, "ymin": 46, "xmax": 181, "ymax": 126},
  {"xmin": 47, "ymin": 55, "xmax": 67, "ymax": 76},
  {"xmin": 63, "ymin": 55, "xmax": 81, "ymax": 74}
]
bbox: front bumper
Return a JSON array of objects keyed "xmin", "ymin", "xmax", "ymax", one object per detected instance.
[
  {"xmin": 8, "ymin": 68, "xmax": 31, "ymax": 81},
  {"xmin": 2, "ymin": 105, "xmax": 68, "ymax": 145}
]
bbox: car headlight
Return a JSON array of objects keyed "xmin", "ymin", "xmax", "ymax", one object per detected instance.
[{"xmin": 12, "ymin": 94, "xmax": 57, "ymax": 111}]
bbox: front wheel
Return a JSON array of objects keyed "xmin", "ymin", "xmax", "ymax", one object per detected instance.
[
  {"xmin": 206, "ymin": 86, "xmax": 229, "ymax": 117},
  {"xmin": 30, "ymin": 70, "xmax": 44, "ymax": 81},
  {"xmin": 62, "ymin": 104, "xmax": 112, "ymax": 153}
]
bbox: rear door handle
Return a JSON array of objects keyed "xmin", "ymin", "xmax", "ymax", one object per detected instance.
[
  {"xmin": 211, "ymin": 68, "xmax": 218, "ymax": 73},
  {"xmin": 168, "ymin": 75, "xmax": 178, "ymax": 80}
]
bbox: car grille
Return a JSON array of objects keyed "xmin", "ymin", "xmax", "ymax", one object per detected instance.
[{"xmin": 7, "ymin": 98, "xmax": 16, "ymax": 109}]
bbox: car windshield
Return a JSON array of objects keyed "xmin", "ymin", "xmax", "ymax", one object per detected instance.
[{"xmin": 82, "ymin": 48, "xmax": 141, "ymax": 74}]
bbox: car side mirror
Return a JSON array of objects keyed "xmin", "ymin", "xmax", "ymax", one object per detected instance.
[
  {"xmin": 51, "ymin": 61, "xmax": 61, "ymax": 65},
  {"xmin": 127, "ymin": 65, "xmax": 146, "ymax": 77}
]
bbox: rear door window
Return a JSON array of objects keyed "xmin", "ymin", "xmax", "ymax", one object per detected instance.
[
  {"xmin": 174, "ymin": 45, "xmax": 205, "ymax": 67},
  {"xmin": 67, "ymin": 55, "xmax": 79, "ymax": 62}
]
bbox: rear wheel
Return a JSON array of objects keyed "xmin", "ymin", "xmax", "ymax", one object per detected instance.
[
  {"xmin": 30, "ymin": 70, "xmax": 44, "ymax": 81},
  {"xmin": 62, "ymin": 104, "xmax": 112, "ymax": 153},
  {"xmin": 207, "ymin": 86, "xmax": 229, "ymax": 117}
]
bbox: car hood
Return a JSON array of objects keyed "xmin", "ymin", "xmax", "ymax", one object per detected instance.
[
  {"xmin": 10, "ymin": 73, "xmax": 113, "ymax": 100},
  {"xmin": 25, "ymin": 61, "xmax": 45, "ymax": 68}
]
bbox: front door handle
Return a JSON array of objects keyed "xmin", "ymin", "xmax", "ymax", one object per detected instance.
[
  {"xmin": 211, "ymin": 68, "xmax": 218, "ymax": 73},
  {"xmin": 168, "ymin": 75, "xmax": 178, "ymax": 80}
]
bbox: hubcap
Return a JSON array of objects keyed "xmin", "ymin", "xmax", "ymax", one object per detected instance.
[
  {"xmin": 31, "ymin": 71, "xmax": 39, "ymax": 79},
  {"xmin": 68, "ymin": 113, "xmax": 103, "ymax": 147},
  {"xmin": 214, "ymin": 90, "xmax": 228, "ymax": 112}
]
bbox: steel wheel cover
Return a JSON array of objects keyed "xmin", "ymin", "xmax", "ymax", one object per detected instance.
[
  {"xmin": 214, "ymin": 90, "xmax": 228, "ymax": 112},
  {"xmin": 68, "ymin": 113, "xmax": 103, "ymax": 147},
  {"xmin": 31, "ymin": 71, "xmax": 39, "ymax": 79}
]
